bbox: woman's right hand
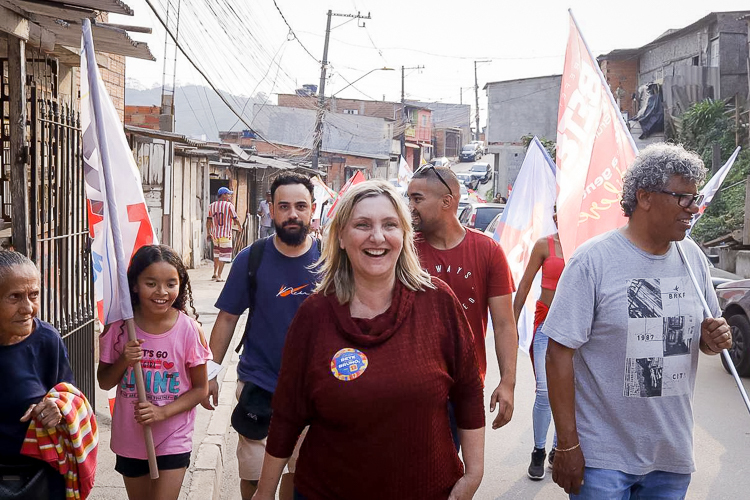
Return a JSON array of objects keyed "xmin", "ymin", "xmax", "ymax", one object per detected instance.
[{"xmin": 121, "ymin": 339, "xmax": 144, "ymax": 366}]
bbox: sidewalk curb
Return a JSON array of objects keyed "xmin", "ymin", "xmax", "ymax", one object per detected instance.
[{"xmin": 188, "ymin": 352, "xmax": 239, "ymax": 500}]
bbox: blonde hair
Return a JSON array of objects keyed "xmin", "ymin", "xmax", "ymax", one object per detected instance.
[{"xmin": 315, "ymin": 179, "xmax": 434, "ymax": 303}]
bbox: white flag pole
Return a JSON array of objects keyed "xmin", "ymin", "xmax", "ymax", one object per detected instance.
[
  {"xmin": 82, "ymin": 19, "xmax": 159, "ymax": 478},
  {"xmin": 675, "ymin": 242, "xmax": 750, "ymax": 415}
]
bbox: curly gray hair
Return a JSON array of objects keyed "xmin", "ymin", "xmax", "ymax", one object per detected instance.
[{"xmin": 620, "ymin": 143, "xmax": 706, "ymax": 217}]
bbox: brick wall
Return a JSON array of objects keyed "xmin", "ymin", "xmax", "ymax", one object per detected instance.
[
  {"xmin": 125, "ymin": 105, "xmax": 161, "ymax": 130},
  {"xmin": 600, "ymin": 58, "xmax": 639, "ymax": 114},
  {"xmin": 94, "ymin": 14, "xmax": 126, "ymax": 122}
]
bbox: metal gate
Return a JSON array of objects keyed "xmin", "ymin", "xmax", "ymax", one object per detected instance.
[
  {"xmin": 31, "ymin": 87, "xmax": 96, "ymax": 407},
  {"xmin": 1, "ymin": 57, "xmax": 96, "ymax": 406}
]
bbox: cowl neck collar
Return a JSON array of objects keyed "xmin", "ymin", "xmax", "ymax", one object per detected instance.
[{"xmin": 327, "ymin": 281, "xmax": 415, "ymax": 347}]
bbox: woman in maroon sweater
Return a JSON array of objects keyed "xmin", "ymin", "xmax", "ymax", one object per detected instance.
[{"xmin": 252, "ymin": 180, "xmax": 485, "ymax": 500}]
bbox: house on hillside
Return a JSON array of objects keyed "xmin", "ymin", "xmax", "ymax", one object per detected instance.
[
  {"xmin": 598, "ymin": 10, "xmax": 750, "ymax": 140},
  {"xmin": 483, "ymin": 74, "xmax": 562, "ymax": 196},
  {"xmin": 1, "ymin": 0, "xmax": 154, "ymax": 405}
]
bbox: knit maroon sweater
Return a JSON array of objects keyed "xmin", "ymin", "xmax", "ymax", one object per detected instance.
[{"xmin": 266, "ymin": 278, "xmax": 485, "ymax": 500}]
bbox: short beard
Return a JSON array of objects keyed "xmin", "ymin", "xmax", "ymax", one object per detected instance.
[{"xmin": 274, "ymin": 219, "xmax": 310, "ymax": 246}]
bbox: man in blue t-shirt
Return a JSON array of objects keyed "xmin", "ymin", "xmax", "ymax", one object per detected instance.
[{"xmin": 202, "ymin": 173, "xmax": 319, "ymax": 500}]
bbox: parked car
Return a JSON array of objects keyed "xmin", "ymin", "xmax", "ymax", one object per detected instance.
[
  {"xmin": 459, "ymin": 144, "xmax": 482, "ymax": 162},
  {"xmin": 470, "ymin": 140, "xmax": 487, "ymax": 154},
  {"xmin": 709, "ymin": 259, "xmax": 741, "ymax": 289},
  {"xmin": 458, "ymin": 202, "xmax": 505, "ymax": 232},
  {"xmin": 469, "ymin": 162, "xmax": 492, "ymax": 184},
  {"xmin": 716, "ymin": 278, "xmax": 750, "ymax": 377},
  {"xmin": 431, "ymin": 157, "xmax": 452, "ymax": 168},
  {"xmin": 483, "ymin": 212, "xmax": 503, "ymax": 239},
  {"xmin": 457, "ymin": 200, "xmax": 471, "ymax": 216},
  {"xmin": 456, "ymin": 172, "xmax": 478, "ymax": 190}
]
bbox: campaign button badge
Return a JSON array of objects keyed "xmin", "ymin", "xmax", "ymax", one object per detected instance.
[{"xmin": 330, "ymin": 348, "xmax": 368, "ymax": 381}]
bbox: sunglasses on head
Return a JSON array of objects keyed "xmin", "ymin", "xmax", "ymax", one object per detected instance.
[{"xmin": 413, "ymin": 164, "xmax": 453, "ymax": 196}]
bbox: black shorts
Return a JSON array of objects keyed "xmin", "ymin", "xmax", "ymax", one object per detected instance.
[{"xmin": 115, "ymin": 452, "xmax": 191, "ymax": 478}]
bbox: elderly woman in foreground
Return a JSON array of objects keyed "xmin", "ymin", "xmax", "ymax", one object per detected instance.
[
  {"xmin": 0, "ymin": 251, "xmax": 74, "ymax": 497},
  {"xmin": 252, "ymin": 180, "xmax": 485, "ymax": 500}
]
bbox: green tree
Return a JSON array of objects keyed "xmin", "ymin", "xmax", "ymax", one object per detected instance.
[{"xmin": 679, "ymin": 99, "xmax": 747, "ymax": 243}]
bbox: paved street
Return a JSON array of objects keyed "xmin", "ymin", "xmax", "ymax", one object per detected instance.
[{"xmin": 451, "ymin": 153, "xmax": 497, "ymax": 199}]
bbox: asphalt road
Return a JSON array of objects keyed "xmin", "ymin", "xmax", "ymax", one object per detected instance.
[{"xmin": 451, "ymin": 153, "xmax": 496, "ymax": 199}]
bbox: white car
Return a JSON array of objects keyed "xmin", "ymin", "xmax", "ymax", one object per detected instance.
[
  {"xmin": 431, "ymin": 157, "xmax": 452, "ymax": 168},
  {"xmin": 470, "ymin": 140, "xmax": 487, "ymax": 154}
]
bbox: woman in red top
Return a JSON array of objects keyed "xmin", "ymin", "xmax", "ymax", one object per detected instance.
[
  {"xmin": 513, "ymin": 221, "xmax": 564, "ymax": 481},
  {"xmin": 252, "ymin": 180, "xmax": 485, "ymax": 500}
]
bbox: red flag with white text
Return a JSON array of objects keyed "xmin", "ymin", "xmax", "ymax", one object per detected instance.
[{"xmin": 556, "ymin": 13, "xmax": 637, "ymax": 259}]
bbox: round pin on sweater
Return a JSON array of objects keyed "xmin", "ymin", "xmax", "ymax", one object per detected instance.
[{"xmin": 330, "ymin": 348, "xmax": 368, "ymax": 381}]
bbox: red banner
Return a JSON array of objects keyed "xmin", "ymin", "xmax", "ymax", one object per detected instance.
[{"xmin": 556, "ymin": 14, "xmax": 637, "ymax": 259}]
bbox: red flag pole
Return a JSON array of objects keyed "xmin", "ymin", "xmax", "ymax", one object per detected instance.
[{"xmin": 82, "ymin": 19, "xmax": 159, "ymax": 478}]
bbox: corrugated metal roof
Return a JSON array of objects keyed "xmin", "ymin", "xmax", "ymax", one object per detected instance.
[
  {"xmin": 125, "ymin": 125, "xmax": 206, "ymax": 147},
  {"xmin": 4, "ymin": 0, "xmax": 154, "ymax": 60}
]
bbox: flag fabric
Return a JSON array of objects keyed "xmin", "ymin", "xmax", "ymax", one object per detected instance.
[
  {"xmin": 507, "ymin": 183, "xmax": 513, "ymax": 197},
  {"xmin": 312, "ymin": 175, "xmax": 336, "ymax": 223},
  {"xmin": 692, "ymin": 146, "xmax": 741, "ymax": 228},
  {"xmin": 493, "ymin": 137, "xmax": 558, "ymax": 352},
  {"xmin": 556, "ymin": 12, "xmax": 638, "ymax": 259},
  {"xmin": 326, "ymin": 171, "xmax": 366, "ymax": 220},
  {"xmin": 398, "ymin": 156, "xmax": 413, "ymax": 187},
  {"xmin": 81, "ymin": 23, "xmax": 156, "ymax": 328}
]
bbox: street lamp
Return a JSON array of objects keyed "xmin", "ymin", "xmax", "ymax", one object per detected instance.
[
  {"xmin": 330, "ymin": 67, "xmax": 394, "ymax": 98},
  {"xmin": 312, "ymin": 67, "xmax": 394, "ymax": 170}
]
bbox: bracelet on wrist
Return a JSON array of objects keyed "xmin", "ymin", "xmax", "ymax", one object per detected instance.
[{"xmin": 553, "ymin": 443, "xmax": 580, "ymax": 453}]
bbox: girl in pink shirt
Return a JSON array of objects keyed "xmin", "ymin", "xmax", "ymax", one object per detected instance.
[{"xmin": 98, "ymin": 245, "xmax": 211, "ymax": 499}]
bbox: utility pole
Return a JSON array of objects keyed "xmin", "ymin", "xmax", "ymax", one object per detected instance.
[
  {"xmin": 311, "ymin": 10, "xmax": 371, "ymax": 171},
  {"xmin": 400, "ymin": 65, "xmax": 424, "ymax": 159},
  {"xmin": 474, "ymin": 60, "xmax": 491, "ymax": 141}
]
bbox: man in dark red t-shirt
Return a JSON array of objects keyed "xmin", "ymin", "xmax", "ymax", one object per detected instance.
[{"xmin": 408, "ymin": 165, "xmax": 517, "ymax": 430}]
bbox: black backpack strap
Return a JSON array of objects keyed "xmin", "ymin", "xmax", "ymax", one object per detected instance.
[{"xmin": 234, "ymin": 236, "xmax": 270, "ymax": 354}]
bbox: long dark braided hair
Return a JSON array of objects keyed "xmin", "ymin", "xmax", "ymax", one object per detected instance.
[{"xmin": 127, "ymin": 245, "xmax": 198, "ymax": 322}]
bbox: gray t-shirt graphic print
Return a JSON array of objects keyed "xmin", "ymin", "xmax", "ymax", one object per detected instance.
[
  {"xmin": 544, "ymin": 230, "xmax": 720, "ymax": 475},
  {"xmin": 625, "ymin": 276, "xmax": 697, "ymax": 398}
]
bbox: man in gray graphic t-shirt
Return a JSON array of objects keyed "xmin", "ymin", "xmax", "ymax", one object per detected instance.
[{"xmin": 545, "ymin": 144, "xmax": 732, "ymax": 499}]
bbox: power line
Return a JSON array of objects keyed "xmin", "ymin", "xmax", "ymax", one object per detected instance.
[
  {"xmin": 142, "ymin": 0, "xmax": 273, "ymax": 144},
  {"xmin": 271, "ymin": 0, "xmax": 320, "ymax": 63}
]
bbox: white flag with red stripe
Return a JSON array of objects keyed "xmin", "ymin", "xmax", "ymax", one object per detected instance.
[{"xmin": 82, "ymin": 23, "xmax": 157, "ymax": 414}]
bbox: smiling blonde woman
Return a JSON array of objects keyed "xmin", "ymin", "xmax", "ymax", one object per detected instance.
[{"xmin": 252, "ymin": 179, "xmax": 486, "ymax": 500}]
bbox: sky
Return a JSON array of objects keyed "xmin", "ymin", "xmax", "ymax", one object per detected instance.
[{"xmin": 114, "ymin": 0, "xmax": 750, "ymax": 127}]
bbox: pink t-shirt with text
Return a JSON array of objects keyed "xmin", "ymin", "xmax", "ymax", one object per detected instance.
[{"xmin": 99, "ymin": 312, "xmax": 212, "ymax": 459}]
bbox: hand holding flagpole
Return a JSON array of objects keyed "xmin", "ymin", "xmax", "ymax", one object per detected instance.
[{"xmin": 82, "ymin": 19, "xmax": 159, "ymax": 478}]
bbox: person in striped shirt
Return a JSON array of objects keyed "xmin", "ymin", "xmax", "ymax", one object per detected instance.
[{"xmin": 207, "ymin": 187, "xmax": 240, "ymax": 281}]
